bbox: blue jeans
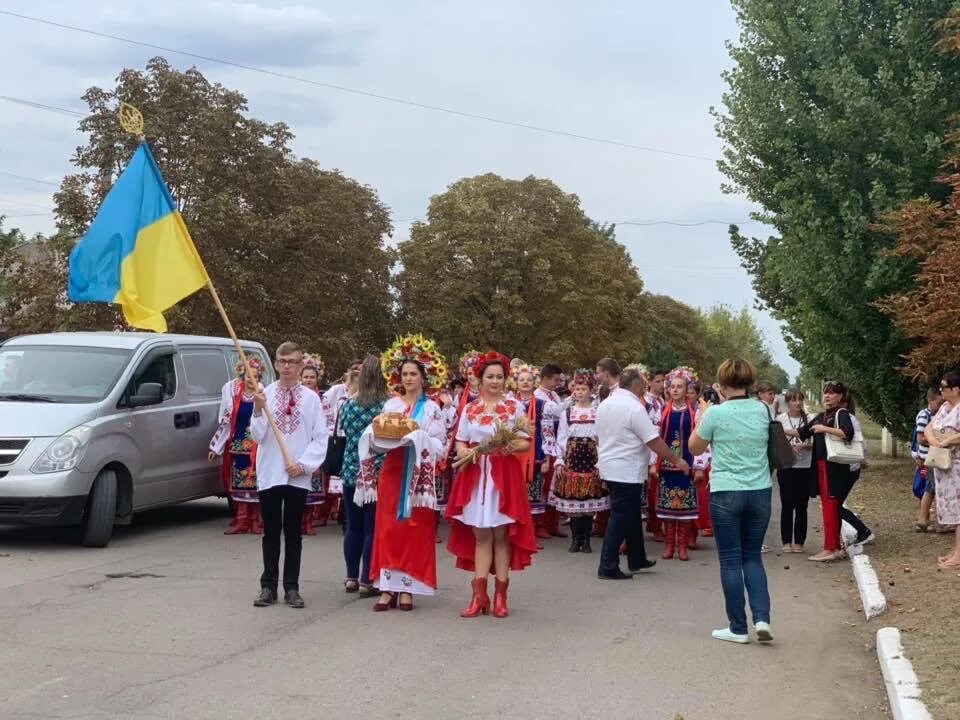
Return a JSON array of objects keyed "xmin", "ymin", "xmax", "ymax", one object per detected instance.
[
  {"xmin": 342, "ymin": 485, "xmax": 376, "ymax": 585},
  {"xmin": 709, "ymin": 488, "xmax": 772, "ymax": 635}
]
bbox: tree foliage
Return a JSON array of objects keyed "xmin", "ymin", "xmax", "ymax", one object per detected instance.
[
  {"xmin": 715, "ymin": 0, "xmax": 960, "ymax": 434},
  {"xmin": 2, "ymin": 58, "xmax": 394, "ymax": 373},
  {"xmin": 700, "ymin": 305, "xmax": 790, "ymax": 389},
  {"xmin": 394, "ymin": 173, "xmax": 648, "ymax": 369},
  {"xmin": 637, "ymin": 293, "xmax": 710, "ymax": 374},
  {"xmin": 875, "ymin": 9, "xmax": 960, "ymax": 380}
]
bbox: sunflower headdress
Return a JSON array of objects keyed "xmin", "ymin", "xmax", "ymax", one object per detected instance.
[
  {"xmin": 509, "ymin": 363, "xmax": 541, "ymax": 392},
  {"xmin": 667, "ymin": 366, "xmax": 699, "ymax": 385},
  {"xmin": 382, "ymin": 334, "xmax": 449, "ymax": 391}
]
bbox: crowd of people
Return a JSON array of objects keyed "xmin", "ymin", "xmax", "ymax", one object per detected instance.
[{"xmin": 204, "ymin": 336, "xmax": 960, "ymax": 642}]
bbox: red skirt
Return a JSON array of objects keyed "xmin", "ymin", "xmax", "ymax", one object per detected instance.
[
  {"xmin": 369, "ymin": 448, "xmax": 438, "ymax": 589},
  {"xmin": 444, "ymin": 453, "xmax": 539, "ymax": 573}
]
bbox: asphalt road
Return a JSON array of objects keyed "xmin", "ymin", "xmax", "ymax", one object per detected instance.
[{"xmin": 1, "ymin": 499, "xmax": 886, "ymax": 720}]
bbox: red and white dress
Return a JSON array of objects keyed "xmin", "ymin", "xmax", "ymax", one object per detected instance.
[
  {"xmin": 445, "ymin": 398, "xmax": 539, "ymax": 573},
  {"xmin": 359, "ymin": 396, "xmax": 445, "ymax": 596}
]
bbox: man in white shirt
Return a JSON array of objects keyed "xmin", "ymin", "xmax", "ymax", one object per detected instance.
[
  {"xmin": 596, "ymin": 367, "xmax": 690, "ymax": 580},
  {"xmin": 595, "ymin": 357, "xmax": 621, "ymax": 403},
  {"xmin": 251, "ymin": 342, "xmax": 329, "ymax": 609}
]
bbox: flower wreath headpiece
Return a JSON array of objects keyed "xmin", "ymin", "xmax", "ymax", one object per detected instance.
[
  {"xmin": 301, "ymin": 353, "xmax": 325, "ymax": 379},
  {"xmin": 623, "ymin": 363, "xmax": 650, "ymax": 382},
  {"xmin": 569, "ymin": 368, "xmax": 597, "ymax": 388},
  {"xmin": 382, "ymin": 334, "xmax": 449, "ymax": 391},
  {"xmin": 234, "ymin": 356, "xmax": 264, "ymax": 378},
  {"xmin": 667, "ymin": 366, "xmax": 698, "ymax": 385},
  {"xmin": 474, "ymin": 350, "xmax": 512, "ymax": 380},
  {"xmin": 509, "ymin": 363, "xmax": 541, "ymax": 391},
  {"xmin": 459, "ymin": 350, "xmax": 481, "ymax": 379}
]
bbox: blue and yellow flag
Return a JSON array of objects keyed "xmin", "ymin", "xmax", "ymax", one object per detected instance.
[{"xmin": 68, "ymin": 142, "xmax": 209, "ymax": 332}]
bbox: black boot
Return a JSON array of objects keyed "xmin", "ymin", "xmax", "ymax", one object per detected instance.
[
  {"xmin": 568, "ymin": 516, "xmax": 582, "ymax": 553},
  {"xmin": 580, "ymin": 517, "xmax": 593, "ymax": 554}
]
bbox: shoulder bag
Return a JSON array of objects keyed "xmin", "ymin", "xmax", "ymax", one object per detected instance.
[
  {"xmin": 824, "ymin": 409, "xmax": 865, "ymax": 465},
  {"xmin": 924, "ymin": 445, "xmax": 952, "ymax": 471},
  {"xmin": 321, "ymin": 403, "xmax": 346, "ymax": 476},
  {"xmin": 766, "ymin": 403, "xmax": 795, "ymax": 471}
]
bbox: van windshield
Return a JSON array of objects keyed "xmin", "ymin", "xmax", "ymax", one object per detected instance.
[{"xmin": 0, "ymin": 345, "xmax": 132, "ymax": 403}]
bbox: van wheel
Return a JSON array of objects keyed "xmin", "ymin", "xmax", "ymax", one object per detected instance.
[{"xmin": 81, "ymin": 469, "xmax": 117, "ymax": 548}]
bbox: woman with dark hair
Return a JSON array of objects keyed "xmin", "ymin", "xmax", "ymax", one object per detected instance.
[
  {"xmin": 799, "ymin": 381, "xmax": 862, "ymax": 562},
  {"xmin": 338, "ymin": 355, "xmax": 388, "ymax": 596},
  {"xmin": 355, "ymin": 336, "xmax": 449, "ymax": 612},
  {"xmin": 925, "ymin": 369, "xmax": 960, "ymax": 569},
  {"xmin": 777, "ymin": 389, "xmax": 814, "ymax": 553},
  {"xmin": 447, "ymin": 350, "xmax": 539, "ymax": 618}
]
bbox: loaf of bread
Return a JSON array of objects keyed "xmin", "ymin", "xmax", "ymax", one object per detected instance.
[{"xmin": 372, "ymin": 412, "xmax": 419, "ymax": 440}]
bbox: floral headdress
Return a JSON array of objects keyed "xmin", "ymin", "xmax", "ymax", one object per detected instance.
[
  {"xmin": 667, "ymin": 366, "xmax": 698, "ymax": 385},
  {"xmin": 301, "ymin": 353, "xmax": 325, "ymax": 379},
  {"xmin": 623, "ymin": 363, "xmax": 650, "ymax": 382},
  {"xmin": 569, "ymin": 368, "xmax": 596, "ymax": 388},
  {"xmin": 382, "ymin": 334, "xmax": 449, "ymax": 391},
  {"xmin": 234, "ymin": 356, "xmax": 264, "ymax": 378},
  {"xmin": 474, "ymin": 350, "xmax": 512, "ymax": 380},
  {"xmin": 459, "ymin": 350, "xmax": 481, "ymax": 379},
  {"xmin": 509, "ymin": 363, "xmax": 541, "ymax": 391}
]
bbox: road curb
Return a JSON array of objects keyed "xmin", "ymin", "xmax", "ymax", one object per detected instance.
[
  {"xmin": 851, "ymin": 553, "xmax": 886, "ymax": 619},
  {"xmin": 876, "ymin": 627, "xmax": 933, "ymax": 720}
]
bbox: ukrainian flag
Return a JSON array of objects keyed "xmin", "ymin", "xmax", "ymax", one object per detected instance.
[{"xmin": 68, "ymin": 141, "xmax": 209, "ymax": 332}]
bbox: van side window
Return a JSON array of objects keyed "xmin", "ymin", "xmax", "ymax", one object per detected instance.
[
  {"xmin": 131, "ymin": 354, "xmax": 176, "ymax": 400},
  {"xmin": 182, "ymin": 351, "xmax": 229, "ymax": 397}
]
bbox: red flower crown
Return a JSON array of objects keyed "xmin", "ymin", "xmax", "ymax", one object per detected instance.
[{"xmin": 474, "ymin": 350, "xmax": 512, "ymax": 379}]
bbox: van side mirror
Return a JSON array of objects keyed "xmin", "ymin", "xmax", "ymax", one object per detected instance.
[{"xmin": 130, "ymin": 382, "xmax": 164, "ymax": 407}]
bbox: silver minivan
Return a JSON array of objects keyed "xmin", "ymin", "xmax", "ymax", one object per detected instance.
[{"xmin": 0, "ymin": 332, "xmax": 274, "ymax": 546}]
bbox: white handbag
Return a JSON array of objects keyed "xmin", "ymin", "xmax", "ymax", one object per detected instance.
[
  {"xmin": 925, "ymin": 445, "xmax": 952, "ymax": 471},
  {"xmin": 824, "ymin": 409, "xmax": 864, "ymax": 465}
]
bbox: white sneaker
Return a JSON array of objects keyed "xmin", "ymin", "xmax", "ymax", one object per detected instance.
[
  {"xmin": 712, "ymin": 627, "xmax": 750, "ymax": 644},
  {"xmin": 755, "ymin": 621, "xmax": 773, "ymax": 642}
]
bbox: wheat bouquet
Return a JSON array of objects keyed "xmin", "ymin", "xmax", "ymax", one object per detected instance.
[{"xmin": 452, "ymin": 414, "xmax": 534, "ymax": 471}]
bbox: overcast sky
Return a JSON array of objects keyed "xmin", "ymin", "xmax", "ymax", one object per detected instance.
[{"xmin": 0, "ymin": 1, "xmax": 799, "ymax": 379}]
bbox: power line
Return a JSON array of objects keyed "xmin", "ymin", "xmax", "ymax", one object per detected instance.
[
  {"xmin": 0, "ymin": 170, "xmax": 60, "ymax": 187},
  {"xmin": 0, "ymin": 95, "xmax": 86, "ymax": 117},
  {"xmin": 614, "ymin": 218, "xmax": 760, "ymax": 227},
  {"xmin": 0, "ymin": 9, "xmax": 717, "ymax": 163}
]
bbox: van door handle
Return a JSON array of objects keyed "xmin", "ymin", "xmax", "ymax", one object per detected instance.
[{"xmin": 174, "ymin": 411, "xmax": 200, "ymax": 429}]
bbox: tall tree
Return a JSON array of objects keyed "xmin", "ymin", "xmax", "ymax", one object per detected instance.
[
  {"xmin": 395, "ymin": 174, "xmax": 648, "ymax": 369},
  {"xmin": 637, "ymin": 293, "xmax": 711, "ymax": 375},
  {"xmin": 715, "ymin": 1, "xmax": 960, "ymax": 434},
  {"xmin": 7, "ymin": 58, "xmax": 394, "ymax": 371},
  {"xmin": 700, "ymin": 305, "xmax": 790, "ymax": 389}
]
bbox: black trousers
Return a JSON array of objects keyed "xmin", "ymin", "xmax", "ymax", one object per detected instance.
[
  {"xmin": 600, "ymin": 481, "xmax": 649, "ymax": 573},
  {"xmin": 778, "ymin": 467, "xmax": 811, "ymax": 545},
  {"xmin": 836, "ymin": 471, "xmax": 871, "ymax": 539},
  {"xmin": 259, "ymin": 485, "xmax": 308, "ymax": 592}
]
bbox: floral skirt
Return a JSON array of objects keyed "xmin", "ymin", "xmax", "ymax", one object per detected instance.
[
  {"xmin": 306, "ymin": 470, "xmax": 326, "ymax": 506},
  {"xmin": 229, "ymin": 452, "xmax": 259, "ymax": 503},
  {"xmin": 656, "ymin": 469, "xmax": 698, "ymax": 521},
  {"xmin": 550, "ymin": 437, "xmax": 609, "ymax": 514},
  {"xmin": 528, "ymin": 465, "xmax": 545, "ymax": 514}
]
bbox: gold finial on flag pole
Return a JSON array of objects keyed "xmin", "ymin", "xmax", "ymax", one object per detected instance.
[{"xmin": 118, "ymin": 102, "xmax": 145, "ymax": 139}]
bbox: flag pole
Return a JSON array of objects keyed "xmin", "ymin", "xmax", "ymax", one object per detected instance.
[{"xmin": 118, "ymin": 104, "xmax": 295, "ymax": 469}]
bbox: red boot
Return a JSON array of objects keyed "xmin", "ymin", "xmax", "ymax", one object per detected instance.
[
  {"xmin": 662, "ymin": 521, "xmax": 676, "ymax": 559},
  {"xmin": 592, "ymin": 510, "xmax": 609, "ymax": 537},
  {"xmin": 315, "ymin": 501, "xmax": 330, "ymax": 528},
  {"xmin": 546, "ymin": 507, "xmax": 567, "ymax": 538},
  {"xmin": 301, "ymin": 505, "xmax": 317, "ymax": 536},
  {"xmin": 492, "ymin": 578, "xmax": 510, "ymax": 619},
  {"xmin": 249, "ymin": 503, "xmax": 263, "ymax": 534},
  {"xmin": 460, "ymin": 577, "xmax": 490, "ymax": 618},
  {"xmin": 224, "ymin": 500, "xmax": 249, "ymax": 535},
  {"xmin": 687, "ymin": 522, "xmax": 699, "ymax": 550},
  {"xmin": 678, "ymin": 522, "xmax": 690, "ymax": 561},
  {"xmin": 535, "ymin": 514, "xmax": 552, "ymax": 540}
]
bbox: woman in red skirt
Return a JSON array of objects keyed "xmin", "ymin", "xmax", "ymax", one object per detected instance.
[
  {"xmin": 354, "ymin": 335, "xmax": 449, "ymax": 612},
  {"xmin": 446, "ymin": 351, "xmax": 539, "ymax": 619}
]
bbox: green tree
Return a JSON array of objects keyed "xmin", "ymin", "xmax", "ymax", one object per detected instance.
[
  {"xmin": 5, "ymin": 58, "xmax": 394, "ymax": 371},
  {"xmin": 700, "ymin": 305, "xmax": 789, "ymax": 389},
  {"xmin": 637, "ymin": 293, "xmax": 711, "ymax": 376},
  {"xmin": 714, "ymin": 0, "xmax": 960, "ymax": 435},
  {"xmin": 395, "ymin": 173, "xmax": 648, "ymax": 369}
]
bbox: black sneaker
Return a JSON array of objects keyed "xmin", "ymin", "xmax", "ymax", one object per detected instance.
[
  {"xmin": 597, "ymin": 568, "xmax": 633, "ymax": 580},
  {"xmin": 253, "ymin": 588, "xmax": 277, "ymax": 607},
  {"xmin": 628, "ymin": 559, "xmax": 657, "ymax": 572},
  {"xmin": 285, "ymin": 589, "xmax": 305, "ymax": 609}
]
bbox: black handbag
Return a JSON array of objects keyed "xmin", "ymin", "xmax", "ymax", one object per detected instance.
[
  {"xmin": 766, "ymin": 403, "xmax": 794, "ymax": 471},
  {"xmin": 321, "ymin": 404, "xmax": 346, "ymax": 476}
]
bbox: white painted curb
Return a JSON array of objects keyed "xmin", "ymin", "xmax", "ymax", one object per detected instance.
[
  {"xmin": 851, "ymin": 554, "xmax": 887, "ymax": 619},
  {"xmin": 876, "ymin": 627, "xmax": 933, "ymax": 720}
]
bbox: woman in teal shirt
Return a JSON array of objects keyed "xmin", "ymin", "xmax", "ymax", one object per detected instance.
[{"xmin": 690, "ymin": 358, "xmax": 772, "ymax": 645}]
